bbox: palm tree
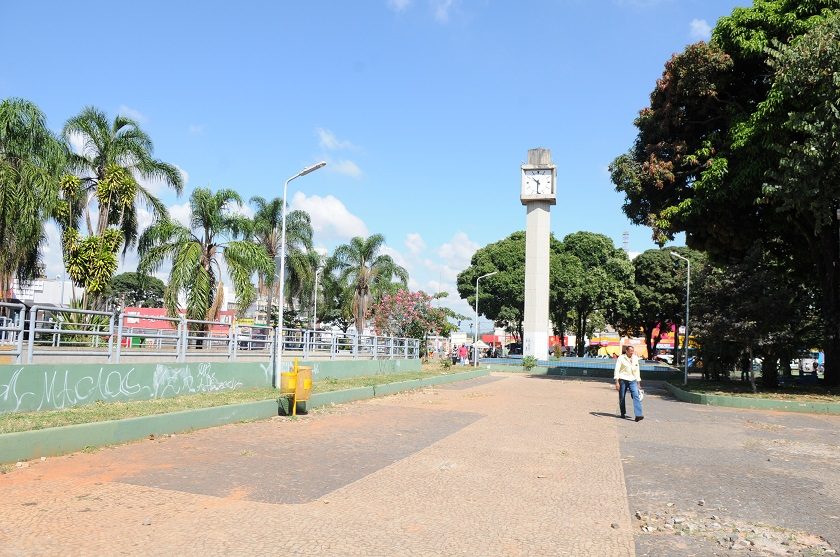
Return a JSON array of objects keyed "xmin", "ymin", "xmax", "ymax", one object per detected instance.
[
  {"xmin": 0, "ymin": 98, "xmax": 65, "ymax": 299},
  {"xmin": 249, "ymin": 196, "xmax": 314, "ymax": 324},
  {"xmin": 329, "ymin": 234, "xmax": 409, "ymax": 334},
  {"xmin": 62, "ymin": 106, "xmax": 183, "ymax": 246},
  {"xmin": 138, "ymin": 188, "xmax": 271, "ymax": 323}
]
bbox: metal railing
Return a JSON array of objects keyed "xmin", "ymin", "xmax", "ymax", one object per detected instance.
[
  {"xmin": 0, "ymin": 302, "xmax": 25, "ymax": 363},
  {"xmin": 1, "ymin": 305, "xmax": 420, "ymax": 364}
]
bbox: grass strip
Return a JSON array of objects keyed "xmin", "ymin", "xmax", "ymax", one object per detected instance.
[
  {"xmin": 0, "ymin": 365, "xmax": 468, "ymax": 434},
  {"xmin": 669, "ymin": 380, "xmax": 839, "ymax": 402}
]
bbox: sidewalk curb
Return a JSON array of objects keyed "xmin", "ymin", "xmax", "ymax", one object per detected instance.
[
  {"xmin": 663, "ymin": 382, "xmax": 840, "ymax": 415},
  {"xmin": 0, "ymin": 369, "xmax": 490, "ymax": 464}
]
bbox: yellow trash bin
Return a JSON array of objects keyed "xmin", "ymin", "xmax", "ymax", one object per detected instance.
[
  {"xmin": 280, "ymin": 371, "xmax": 297, "ymax": 394},
  {"xmin": 295, "ymin": 366, "xmax": 312, "ymax": 402}
]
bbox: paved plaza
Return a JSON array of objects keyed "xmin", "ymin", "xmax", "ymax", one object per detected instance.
[{"xmin": 0, "ymin": 373, "xmax": 837, "ymax": 556}]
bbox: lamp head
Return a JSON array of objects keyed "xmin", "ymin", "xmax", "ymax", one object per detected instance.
[{"xmin": 299, "ymin": 161, "xmax": 327, "ymax": 177}]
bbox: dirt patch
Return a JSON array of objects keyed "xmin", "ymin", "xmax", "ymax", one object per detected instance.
[{"xmin": 634, "ymin": 504, "xmax": 834, "ymax": 556}]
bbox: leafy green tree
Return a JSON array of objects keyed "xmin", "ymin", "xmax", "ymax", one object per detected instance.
[
  {"xmin": 751, "ymin": 16, "xmax": 840, "ymax": 386},
  {"xmin": 138, "ymin": 188, "xmax": 271, "ymax": 322},
  {"xmin": 0, "ymin": 98, "xmax": 65, "ymax": 298},
  {"xmin": 329, "ymin": 234, "xmax": 408, "ymax": 334},
  {"xmin": 614, "ymin": 248, "xmax": 682, "ymax": 359},
  {"xmin": 549, "ymin": 249, "xmax": 584, "ymax": 347},
  {"xmin": 62, "ymin": 107, "xmax": 182, "ymax": 242},
  {"xmin": 249, "ymin": 196, "xmax": 314, "ymax": 325},
  {"xmin": 561, "ymin": 232, "xmax": 637, "ymax": 356},
  {"xmin": 319, "ymin": 268, "xmax": 356, "ymax": 333},
  {"xmin": 58, "ymin": 107, "xmax": 182, "ymax": 307},
  {"xmin": 102, "ymin": 272, "xmax": 165, "ymax": 308},
  {"xmin": 692, "ymin": 244, "xmax": 818, "ymax": 386},
  {"xmin": 610, "ymin": 1, "xmax": 840, "ymax": 384},
  {"xmin": 457, "ymin": 232, "xmax": 526, "ymax": 340}
]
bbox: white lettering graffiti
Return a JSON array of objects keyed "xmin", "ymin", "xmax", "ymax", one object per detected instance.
[{"xmin": 0, "ymin": 362, "xmax": 243, "ymax": 413}]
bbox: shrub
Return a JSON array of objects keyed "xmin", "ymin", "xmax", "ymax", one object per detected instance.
[{"xmin": 522, "ymin": 355, "xmax": 537, "ymax": 371}]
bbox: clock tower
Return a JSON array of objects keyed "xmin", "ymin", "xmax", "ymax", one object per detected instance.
[{"xmin": 520, "ymin": 148, "xmax": 556, "ymax": 361}]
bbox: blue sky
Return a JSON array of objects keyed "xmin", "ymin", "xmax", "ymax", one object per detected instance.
[{"xmin": 2, "ymin": 0, "xmax": 745, "ymax": 323}]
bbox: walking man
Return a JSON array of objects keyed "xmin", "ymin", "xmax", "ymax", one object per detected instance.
[{"xmin": 614, "ymin": 345, "xmax": 644, "ymax": 422}]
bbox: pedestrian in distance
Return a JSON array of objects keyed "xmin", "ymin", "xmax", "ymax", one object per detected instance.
[
  {"xmin": 614, "ymin": 345, "xmax": 644, "ymax": 422},
  {"xmin": 458, "ymin": 344, "xmax": 468, "ymax": 366}
]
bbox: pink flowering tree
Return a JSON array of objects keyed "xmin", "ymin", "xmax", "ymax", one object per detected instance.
[{"xmin": 372, "ymin": 289, "xmax": 444, "ymax": 339}]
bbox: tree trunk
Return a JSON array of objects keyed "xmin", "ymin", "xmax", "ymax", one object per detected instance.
[
  {"xmin": 643, "ymin": 326, "xmax": 654, "ymax": 360},
  {"xmin": 818, "ymin": 218, "xmax": 840, "ymax": 387},
  {"xmin": 673, "ymin": 316, "xmax": 683, "ymax": 367},
  {"xmin": 761, "ymin": 351, "xmax": 779, "ymax": 388}
]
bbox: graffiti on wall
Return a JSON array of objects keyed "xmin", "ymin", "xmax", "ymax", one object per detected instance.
[{"xmin": 0, "ymin": 362, "xmax": 244, "ymax": 413}]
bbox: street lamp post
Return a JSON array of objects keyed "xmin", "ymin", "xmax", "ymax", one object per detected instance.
[
  {"xmin": 273, "ymin": 161, "xmax": 327, "ymax": 387},
  {"xmin": 670, "ymin": 251, "xmax": 690, "ymax": 386},
  {"xmin": 56, "ymin": 275, "xmax": 65, "ymax": 307},
  {"xmin": 312, "ymin": 266, "xmax": 322, "ymax": 330},
  {"xmin": 474, "ymin": 271, "xmax": 498, "ymax": 366}
]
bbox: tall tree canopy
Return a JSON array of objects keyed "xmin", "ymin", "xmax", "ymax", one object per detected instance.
[
  {"xmin": 138, "ymin": 188, "xmax": 271, "ymax": 322},
  {"xmin": 457, "ymin": 232, "xmax": 528, "ymax": 340},
  {"xmin": 0, "ymin": 98, "xmax": 64, "ymax": 298},
  {"xmin": 561, "ymin": 232, "xmax": 637, "ymax": 356},
  {"xmin": 614, "ymin": 248, "xmax": 684, "ymax": 358},
  {"xmin": 329, "ymin": 234, "xmax": 408, "ymax": 334},
  {"xmin": 249, "ymin": 196, "xmax": 314, "ymax": 323},
  {"xmin": 610, "ymin": 1, "xmax": 840, "ymax": 384},
  {"xmin": 62, "ymin": 107, "xmax": 183, "ymax": 244},
  {"xmin": 102, "ymin": 272, "xmax": 166, "ymax": 308},
  {"xmin": 458, "ymin": 231, "xmax": 635, "ymax": 354},
  {"xmin": 59, "ymin": 107, "xmax": 183, "ymax": 306}
]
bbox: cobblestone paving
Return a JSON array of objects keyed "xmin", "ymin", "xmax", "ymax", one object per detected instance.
[
  {"xmin": 0, "ymin": 374, "xmax": 634, "ymax": 556},
  {"xmin": 4, "ymin": 374, "xmax": 838, "ymax": 556},
  {"xmin": 620, "ymin": 382, "xmax": 840, "ymax": 556}
]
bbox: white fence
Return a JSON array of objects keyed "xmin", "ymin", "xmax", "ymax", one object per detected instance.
[{"xmin": 0, "ymin": 304, "xmax": 420, "ymax": 364}]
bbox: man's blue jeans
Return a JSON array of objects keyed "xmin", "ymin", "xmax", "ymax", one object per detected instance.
[{"xmin": 618, "ymin": 379, "xmax": 643, "ymax": 418}]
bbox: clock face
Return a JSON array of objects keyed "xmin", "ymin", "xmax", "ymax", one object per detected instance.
[{"xmin": 522, "ymin": 169, "xmax": 553, "ymax": 197}]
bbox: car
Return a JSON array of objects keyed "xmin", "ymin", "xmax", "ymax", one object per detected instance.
[{"xmin": 653, "ymin": 353, "xmax": 674, "ymax": 365}]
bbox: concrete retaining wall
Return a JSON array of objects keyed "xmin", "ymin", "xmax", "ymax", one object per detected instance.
[
  {"xmin": 0, "ymin": 368, "xmax": 486, "ymax": 464},
  {"xmin": 0, "ymin": 359, "xmax": 422, "ymax": 415}
]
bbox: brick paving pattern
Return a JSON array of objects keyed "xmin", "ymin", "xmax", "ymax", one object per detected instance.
[
  {"xmin": 1, "ymin": 373, "xmax": 837, "ymax": 556},
  {"xmin": 0, "ymin": 374, "xmax": 633, "ymax": 556}
]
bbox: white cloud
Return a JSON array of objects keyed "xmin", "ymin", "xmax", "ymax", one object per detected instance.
[
  {"xmin": 66, "ymin": 131, "xmax": 87, "ymax": 156},
  {"xmin": 168, "ymin": 202, "xmax": 192, "ymax": 227},
  {"xmin": 405, "ymin": 233, "xmax": 426, "ymax": 255},
  {"xmin": 290, "ymin": 192, "xmax": 368, "ymax": 242},
  {"xmin": 187, "ymin": 124, "xmax": 205, "ymax": 135},
  {"xmin": 381, "ymin": 245, "xmax": 412, "ymax": 273},
  {"xmin": 41, "ymin": 222, "xmax": 64, "ymax": 279},
  {"xmin": 689, "ymin": 18, "xmax": 712, "ymax": 41},
  {"xmin": 387, "ymin": 0, "xmax": 411, "ymax": 11},
  {"xmin": 226, "ymin": 201, "xmax": 254, "ymax": 219},
  {"xmin": 437, "ymin": 232, "xmax": 478, "ymax": 270},
  {"xmin": 432, "ymin": 0, "xmax": 455, "ymax": 22},
  {"xmin": 317, "ymin": 128, "xmax": 357, "ymax": 151},
  {"xmin": 330, "ymin": 159, "xmax": 363, "ymax": 178},
  {"xmin": 118, "ymin": 105, "xmax": 148, "ymax": 124}
]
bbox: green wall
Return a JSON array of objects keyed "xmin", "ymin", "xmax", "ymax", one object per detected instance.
[{"xmin": 0, "ymin": 358, "xmax": 421, "ymax": 414}]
